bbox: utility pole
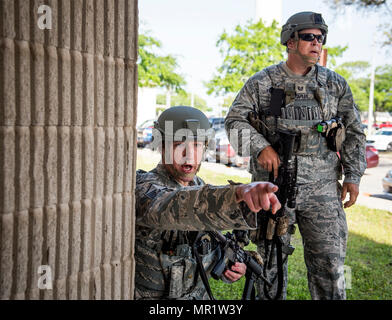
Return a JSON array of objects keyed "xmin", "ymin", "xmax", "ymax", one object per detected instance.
[
  {"xmin": 368, "ymin": 48, "xmax": 376, "ymax": 137},
  {"xmin": 166, "ymin": 89, "xmax": 171, "ymax": 109}
]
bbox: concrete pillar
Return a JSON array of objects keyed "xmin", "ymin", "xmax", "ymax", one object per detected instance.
[{"xmin": 0, "ymin": 0, "xmax": 138, "ymax": 299}]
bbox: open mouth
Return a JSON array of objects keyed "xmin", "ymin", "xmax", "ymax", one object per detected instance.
[
  {"xmin": 310, "ymin": 50, "xmax": 319, "ymax": 55},
  {"xmin": 181, "ymin": 164, "xmax": 195, "ymax": 174}
]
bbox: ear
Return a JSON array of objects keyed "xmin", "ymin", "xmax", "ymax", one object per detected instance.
[{"xmin": 286, "ymin": 38, "xmax": 297, "ymax": 51}]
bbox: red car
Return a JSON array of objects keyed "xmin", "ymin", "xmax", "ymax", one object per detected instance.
[
  {"xmin": 366, "ymin": 144, "xmax": 379, "ymax": 168},
  {"xmin": 378, "ymin": 122, "xmax": 392, "ymax": 129},
  {"xmin": 205, "ymin": 128, "xmax": 250, "ymax": 167},
  {"xmin": 338, "ymin": 144, "xmax": 378, "ymax": 169}
]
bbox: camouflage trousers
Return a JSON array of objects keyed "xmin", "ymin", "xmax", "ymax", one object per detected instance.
[{"xmin": 255, "ymin": 180, "xmax": 348, "ymax": 300}]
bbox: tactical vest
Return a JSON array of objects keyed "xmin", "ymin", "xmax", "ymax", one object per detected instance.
[
  {"xmin": 135, "ymin": 231, "xmax": 219, "ymax": 300},
  {"xmin": 248, "ymin": 64, "xmax": 343, "ymax": 184},
  {"xmin": 265, "ymin": 65, "xmax": 329, "ymax": 156}
]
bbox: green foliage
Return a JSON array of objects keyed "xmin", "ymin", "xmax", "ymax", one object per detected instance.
[
  {"xmin": 206, "ymin": 18, "xmax": 350, "ymax": 96},
  {"xmin": 156, "ymin": 94, "xmax": 166, "ymax": 105},
  {"xmin": 351, "ymin": 79, "xmax": 371, "ymax": 111},
  {"xmin": 222, "ymin": 95, "xmax": 236, "ymax": 108},
  {"xmin": 138, "ymin": 33, "xmax": 186, "ymax": 92},
  {"xmin": 324, "ymin": 45, "xmax": 348, "ymax": 68},
  {"xmin": 206, "ymin": 19, "xmax": 284, "ymax": 95},
  {"xmin": 156, "ymin": 92, "xmax": 211, "ymax": 112},
  {"xmin": 334, "ymin": 61, "xmax": 371, "ymax": 110},
  {"xmin": 334, "ymin": 61, "xmax": 371, "ymax": 81},
  {"xmin": 335, "ymin": 61, "xmax": 392, "ymax": 112},
  {"xmin": 374, "ymin": 64, "xmax": 392, "ymax": 112},
  {"xmin": 218, "ymin": 95, "xmax": 236, "ymax": 116}
]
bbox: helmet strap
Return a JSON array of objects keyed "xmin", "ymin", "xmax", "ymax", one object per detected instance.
[
  {"xmin": 294, "ymin": 31, "xmax": 299, "ymax": 42},
  {"xmin": 289, "ymin": 31, "xmax": 320, "ymax": 67}
]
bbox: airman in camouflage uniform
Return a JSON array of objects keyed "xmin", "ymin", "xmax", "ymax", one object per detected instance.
[
  {"xmin": 225, "ymin": 12, "xmax": 366, "ymax": 300},
  {"xmin": 135, "ymin": 106, "xmax": 281, "ymax": 300}
]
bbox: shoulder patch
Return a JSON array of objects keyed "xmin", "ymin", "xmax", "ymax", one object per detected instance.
[{"xmin": 145, "ymin": 184, "xmax": 168, "ymax": 200}]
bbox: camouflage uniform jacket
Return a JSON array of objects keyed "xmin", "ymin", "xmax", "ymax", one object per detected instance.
[
  {"xmin": 225, "ymin": 62, "xmax": 367, "ymax": 185},
  {"xmin": 134, "ymin": 164, "xmax": 256, "ymax": 299}
]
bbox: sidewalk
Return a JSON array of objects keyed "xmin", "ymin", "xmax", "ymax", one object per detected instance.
[{"xmin": 355, "ymin": 193, "xmax": 392, "ymax": 212}]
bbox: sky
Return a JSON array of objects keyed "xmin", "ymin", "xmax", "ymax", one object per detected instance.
[{"xmin": 139, "ymin": 0, "xmax": 390, "ymax": 109}]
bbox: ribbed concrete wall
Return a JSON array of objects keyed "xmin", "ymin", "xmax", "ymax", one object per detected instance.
[{"xmin": 0, "ymin": 0, "xmax": 138, "ymax": 299}]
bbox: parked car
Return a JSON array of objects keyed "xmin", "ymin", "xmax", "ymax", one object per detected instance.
[
  {"xmin": 208, "ymin": 117, "xmax": 225, "ymax": 131},
  {"xmin": 366, "ymin": 128, "xmax": 392, "ymax": 151},
  {"xmin": 382, "ymin": 169, "xmax": 392, "ymax": 193},
  {"xmin": 205, "ymin": 128, "xmax": 249, "ymax": 168},
  {"xmin": 137, "ymin": 119, "xmax": 154, "ymax": 147},
  {"xmin": 378, "ymin": 122, "xmax": 392, "ymax": 129},
  {"xmin": 361, "ymin": 123, "xmax": 381, "ymax": 132},
  {"xmin": 366, "ymin": 144, "xmax": 379, "ymax": 169}
]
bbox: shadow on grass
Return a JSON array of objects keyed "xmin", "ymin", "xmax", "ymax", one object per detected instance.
[
  {"xmin": 345, "ymin": 232, "xmax": 392, "ymax": 300},
  {"xmin": 209, "ymin": 231, "xmax": 392, "ymax": 300}
]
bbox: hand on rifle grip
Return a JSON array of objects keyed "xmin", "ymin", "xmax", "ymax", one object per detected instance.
[
  {"xmin": 223, "ymin": 262, "xmax": 247, "ymax": 282},
  {"xmin": 257, "ymin": 146, "xmax": 281, "ymax": 180}
]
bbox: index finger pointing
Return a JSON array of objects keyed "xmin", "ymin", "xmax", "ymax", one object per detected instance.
[{"xmin": 266, "ymin": 183, "xmax": 278, "ymax": 193}]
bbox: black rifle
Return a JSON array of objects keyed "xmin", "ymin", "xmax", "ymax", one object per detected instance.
[
  {"xmin": 194, "ymin": 130, "xmax": 297, "ymax": 301},
  {"xmin": 270, "ymin": 128, "xmax": 298, "ymax": 209},
  {"xmin": 207, "ymin": 231, "xmax": 272, "ymax": 300},
  {"xmin": 246, "ymin": 88, "xmax": 298, "ymax": 300},
  {"xmin": 260, "ymin": 128, "xmax": 298, "ymax": 300}
]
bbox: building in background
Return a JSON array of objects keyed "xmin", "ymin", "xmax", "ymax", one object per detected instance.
[{"xmin": 137, "ymin": 87, "xmax": 158, "ymax": 126}]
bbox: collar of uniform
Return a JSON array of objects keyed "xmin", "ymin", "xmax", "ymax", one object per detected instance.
[
  {"xmin": 315, "ymin": 64, "xmax": 328, "ymax": 87},
  {"xmin": 154, "ymin": 163, "xmax": 199, "ymax": 187},
  {"xmin": 281, "ymin": 61, "xmax": 316, "ymax": 79}
]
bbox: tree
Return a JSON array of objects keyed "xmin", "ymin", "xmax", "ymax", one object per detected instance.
[
  {"xmin": 156, "ymin": 92, "xmax": 211, "ymax": 112},
  {"xmin": 324, "ymin": 45, "xmax": 348, "ymax": 69},
  {"xmin": 335, "ymin": 61, "xmax": 371, "ymax": 110},
  {"xmin": 335, "ymin": 61, "xmax": 392, "ymax": 112},
  {"xmin": 374, "ymin": 65, "xmax": 392, "ymax": 112},
  {"xmin": 206, "ymin": 19, "xmax": 349, "ymax": 96},
  {"xmin": 138, "ymin": 32, "xmax": 186, "ymax": 92},
  {"xmin": 206, "ymin": 19, "xmax": 284, "ymax": 96},
  {"xmin": 325, "ymin": 0, "xmax": 392, "ymax": 46}
]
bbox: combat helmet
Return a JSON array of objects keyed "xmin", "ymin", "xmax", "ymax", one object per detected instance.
[
  {"xmin": 281, "ymin": 11, "xmax": 328, "ymax": 45},
  {"xmin": 153, "ymin": 106, "xmax": 212, "ymax": 142}
]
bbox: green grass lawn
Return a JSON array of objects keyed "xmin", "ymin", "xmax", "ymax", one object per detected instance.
[{"xmin": 136, "ymin": 149, "xmax": 392, "ymax": 300}]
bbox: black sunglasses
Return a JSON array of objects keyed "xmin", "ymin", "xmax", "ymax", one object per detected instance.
[{"xmin": 298, "ymin": 33, "xmax": 325, "ymax": 44}]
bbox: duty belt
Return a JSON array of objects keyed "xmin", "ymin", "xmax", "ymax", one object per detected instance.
[{"xmin": 276, "ymin": 118, "xmax": 329, "ymax": 156}]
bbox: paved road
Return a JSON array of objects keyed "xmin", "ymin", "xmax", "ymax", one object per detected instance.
[{"xmin": 355, "ymin": 153, "xmax": 392, "ymax": 212}]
